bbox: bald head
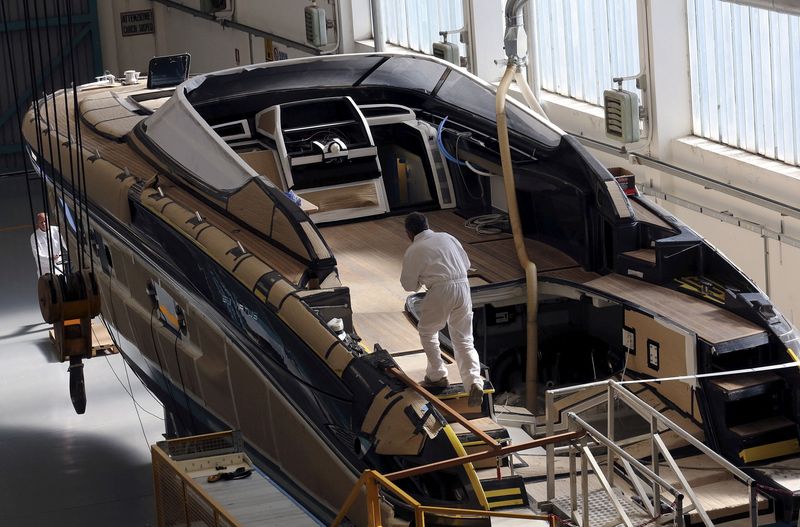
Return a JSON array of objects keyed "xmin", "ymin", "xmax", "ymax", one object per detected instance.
[{"xmin": 35, "ymin": 212, "xmax": 47, "ymax": 232}]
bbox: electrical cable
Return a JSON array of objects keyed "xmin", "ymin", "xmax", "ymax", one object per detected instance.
[
  {"xmin": 173, "ymin": 330, "xmax": 197, "ymax": 432},
  {"xmin": 103, "ymin": 354, "xmax": 165, "ymax": 421},
  {"xmin": 436, "ymin": 116, "xmax": 467, "ymax": 166},
  {"xmin": 464, "ymin": 214, "xmax": 508, "ymax": 235},
  {"xmin": 455, "ymin": 133, "xmax": 484, "ymax": 201},
  {"xmin": 100, "ymin": 312, "xmax": 165, "ymax": 409},
  {"xmin": 465, "ymin": 160, "xmax": 496, "ymax": 177},
  {"xmin": 149, "ymin": 306, "xmax": 189, "ymax": 432},
  {"xmin": 122, "ymin": 357, "xmax": 154, "ymax": 450}
]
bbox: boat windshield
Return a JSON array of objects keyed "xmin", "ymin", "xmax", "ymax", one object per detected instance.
[
  {"xmin": 434, "ymin": 68, "xmax": 560, "ymax": 148},
  {"xmin": 359, "ymin": 55, "xmax": 448, "ymax": 94},
  {"xmin": 184, "ymin": 54, "xmax": 562, "ymax": 149}
]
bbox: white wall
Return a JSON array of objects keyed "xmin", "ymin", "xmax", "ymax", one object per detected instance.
[{"xmin": 96, "ymin": 0, "xmax": 349, "ymax": 75}]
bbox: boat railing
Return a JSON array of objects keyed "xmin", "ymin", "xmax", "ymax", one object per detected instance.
[
  {"xmin": 542, "ymin": 369, "xmax": 795, "ymax": 527},
  {"xmin": 332, "ymin": 469, "xmax": 555, "ymax": 527},
  {"xmin": 332, "ymin": 429, "xmax": 584, "ymax": 527}
]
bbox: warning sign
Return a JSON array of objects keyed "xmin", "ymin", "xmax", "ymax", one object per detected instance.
[{"xmin": 120, "ymin": 10, "xmax": 154, "ymax": 37}]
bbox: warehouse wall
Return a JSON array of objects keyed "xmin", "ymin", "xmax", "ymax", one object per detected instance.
[
  {"xmin": 94, "ymin": 0, "xmax": 800, "ymax": 326},
  {"xmin": 95, "ymin": 0, "xmax": 355, "ymax": 76},
  {"xmin": 558, "ymin": 0, "xmax": 800, "ymax": 325}
]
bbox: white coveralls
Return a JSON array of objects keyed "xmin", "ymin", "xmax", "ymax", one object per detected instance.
[
  {"xmin": 30, "ymin": 226, "xmax": 64, "ymax": 276},
  {"xmin": 400, "ymin": 229, "xmax": 483, "ymax": 390}
]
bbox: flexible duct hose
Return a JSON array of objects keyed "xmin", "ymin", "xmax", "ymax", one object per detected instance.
[
  {"xmin": 496, "ymin": 63, "xmax": 539, "ymax": 412},
  {"xmin": 513, "ymin": 68, "xmax": 548, "ymax": 121}
]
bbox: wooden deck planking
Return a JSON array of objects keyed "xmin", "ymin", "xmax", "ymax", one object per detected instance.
[
  {"xmin": 375, "ymin": 211, "xmax": 513, "ymax": 245},
  {"xmin": 622, "ymin": 248, "xmax": 656, "ymax": 265},
  {"xmin": 353, "ymin": 311, "xmax": 421, "ymax": 354},
  {"xmin": 321, "ymin": 218, "xmax": 410, "ymax": 313},
  {"xmin": 585, "ymin": 273, "xmax": 765, "ymax": 345},
  {"xmin": 44, "ymin": 90, "xmax": 156, "ymax": 178},
  {"xmin": 540, "ymin": 267, "xmax": 601, "ymax": 284},
  {"xmin": 321, "ymin": 212, "xmax": 581, "ymax": 313},
  {"xmin": 465, "ymin": 238, "xmax": 579, "ymax": 282}
]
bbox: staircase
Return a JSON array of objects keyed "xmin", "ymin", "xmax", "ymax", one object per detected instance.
[{"xmin": 704, "ymin": 372, "xmax": 800, "ymax": 463}]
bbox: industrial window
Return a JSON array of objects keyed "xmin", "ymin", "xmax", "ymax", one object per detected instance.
[
  {"xmin": 688, "ymin": 0, "xmax": 800, "ymax": 166},
  {"xmin": 534, "ymin": 0, "xmax": 641, "ymax": 107},
  {"xmin": 383, "ymin": 0, "xmax": 465, "ymax": 55}
]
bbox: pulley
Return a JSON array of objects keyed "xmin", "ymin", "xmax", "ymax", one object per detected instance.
[{"xmin": 37, "ymin": 270, "xmax": 101, "ymax": 414}]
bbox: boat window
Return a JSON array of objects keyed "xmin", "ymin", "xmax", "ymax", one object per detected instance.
[
  {"xmin": 360, "ymin": 56, "xmax": 448, "ymax": 94},
  {"xmin": 435, "ymin": 70, "xmax": 561, "ymax": 149}
]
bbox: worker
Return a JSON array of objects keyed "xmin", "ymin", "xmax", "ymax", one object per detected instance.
[
  {"xmin": 400, "ymin": 212, "xmax": 484, "ymax": 407},
  {"xmin": 30, "ymin": 212, "xmax": 65, "ymax": 276}
]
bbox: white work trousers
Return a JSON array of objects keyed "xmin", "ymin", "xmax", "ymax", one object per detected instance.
[{"xmin": 418, "ymin": 280, "xmax": 483, "ymax": 389}]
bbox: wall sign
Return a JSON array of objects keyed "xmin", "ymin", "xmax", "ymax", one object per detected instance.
[{"xmin": 121, "ymin": 10, "xmax": 154, "ymax": 37}]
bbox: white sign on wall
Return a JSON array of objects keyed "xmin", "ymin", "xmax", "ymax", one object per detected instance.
[{"xmin": 120, "ymin": 10, "xmax": 154, "ymax": 37}]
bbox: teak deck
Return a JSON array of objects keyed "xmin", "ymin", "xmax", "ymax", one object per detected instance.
[
  {"xmin": 585, "ymin": 273, "xmax": 766, "ymax": 346},
  {"xmin": 322, "ymin": 211, "xmax": 582, "ymax": 356},
  {"xmin": 321, "ymin": 210, "xmax": 581, "ymax": 315}
]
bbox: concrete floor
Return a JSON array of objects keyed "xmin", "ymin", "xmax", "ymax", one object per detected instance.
[{"xmin": 0, "ymin": 175, "xmax": 165, "ymax": 526}]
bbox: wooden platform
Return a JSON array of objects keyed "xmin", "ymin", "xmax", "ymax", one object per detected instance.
[
  {"xmin": 585, "ymin": 273, "xmax": 766, "ymax": 346},
  {"xmin": 49, "ymin": 319, "xmax": 118, "ymax": 359}
]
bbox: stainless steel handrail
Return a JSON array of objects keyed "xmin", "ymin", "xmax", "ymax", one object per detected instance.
[{"xmin": 545, "ymin": 377, "xmax": 767, "ymax": 527}]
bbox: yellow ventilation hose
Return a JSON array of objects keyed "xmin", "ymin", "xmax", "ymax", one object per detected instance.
[{"xmin": 496, "ymin": 63, "xmax": 539, "ymax": 412}]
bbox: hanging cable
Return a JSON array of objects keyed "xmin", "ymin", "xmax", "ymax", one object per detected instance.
[
  {"xmin": 1, "ymin": 1, "xmax": 40, "ymax": 276},
  {"xmin": 53, "ymin": 0, "xmax": 78, "ymax": 270},
  {"xmin": 31, "ymin": 0, "xmax": 59, "ymax": 276},
  {"xmin": 66, "ymin": 0, "xmax": 93, "ymax": 273},
  {"xmin": 149, "ymin": 306, "xmax": 190, "ymax": 433},
  {"xmin": 465, "ymin": 160, "xmax": 496, "ymax": 177},
  {"xmin": 37, "ymin": 0, "xmax": 70, "ymax": 271},
  {"xmin": 173, "ymin": 332, "xmax": 197, "ymax": 432},
  {"xmin": 22, "ymin": 0, "xmax": 56, "ymax": 275},
  {"xmin": 101, "ymin": 282, "xmax": 167, "ymax": 412}
]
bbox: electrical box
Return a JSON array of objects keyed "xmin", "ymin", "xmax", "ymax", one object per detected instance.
[
  {"xmin": 200, "ymin": 0, "xmax": 234, "ymax": 20},
  {"xmin": 432, "ymin": 41, "xmax": 460, "ymax": 65},
  {"xmin": 305, "ymin": 4, "xmax": 328, "ymax": 48},
  {"xmin": 604, "ymin": 89, "xmax": 640, "ymax": 143}
]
